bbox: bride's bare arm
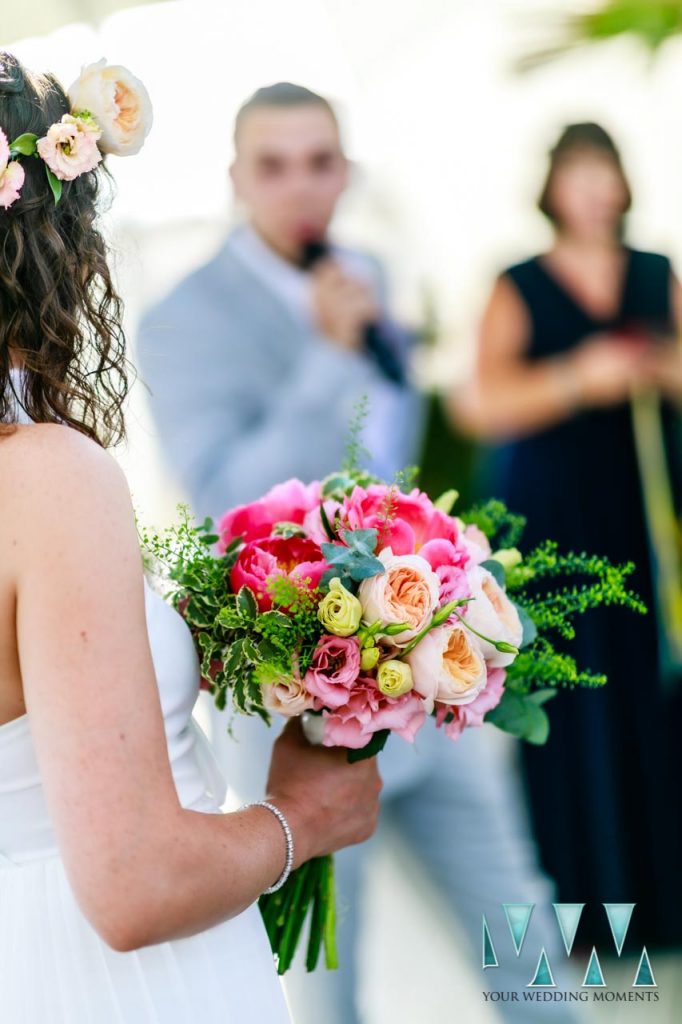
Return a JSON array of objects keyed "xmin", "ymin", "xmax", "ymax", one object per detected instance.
[{"xmin": 8, "ymin": 424, "xmax": 380, "ymax": 952}]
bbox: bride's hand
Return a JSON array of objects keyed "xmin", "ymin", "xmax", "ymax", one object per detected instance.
[{"xmin": 265, "ymin": 717, "xmax": 382, "ymax": 866}]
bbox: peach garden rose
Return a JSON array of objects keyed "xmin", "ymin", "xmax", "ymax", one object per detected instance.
[
  {"xmin": 357, "ymin": 547, "xmax": 440, "ymax": 646},
  {"xmin": 406, "ymin": 623, "xmax": 488, "ymax": 712}
]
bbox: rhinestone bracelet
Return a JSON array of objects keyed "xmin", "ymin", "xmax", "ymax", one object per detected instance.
[{"xmin": 242, "ymin": 800, "xmax": 295, "ymax": 894}]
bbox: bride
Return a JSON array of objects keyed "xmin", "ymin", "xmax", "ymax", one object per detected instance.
[{"xmin": 0, "ymin": 51, "xmax": 381, "ymax": 1022}]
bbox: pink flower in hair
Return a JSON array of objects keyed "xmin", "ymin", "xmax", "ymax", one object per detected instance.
[
  {"xmin": 0, "ymin": 128, "xmax": 24, "ymax": 209},
  {"xmin": 36, "ymin": 114, "xmax": 102, "ymax": 182}
]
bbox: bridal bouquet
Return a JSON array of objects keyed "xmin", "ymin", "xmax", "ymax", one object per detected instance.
[{"xmin": 139, "ymin": 452, "xmax": 644, "ymax": 975}]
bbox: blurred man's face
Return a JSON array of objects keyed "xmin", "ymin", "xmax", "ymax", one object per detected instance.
[
  {"xmin": 231, "ymin": 104, "xmax": 349, "ymax": 262},
  {"xmin": 548, "ymin": 151, "xmax": 628, "ymax": 240}
]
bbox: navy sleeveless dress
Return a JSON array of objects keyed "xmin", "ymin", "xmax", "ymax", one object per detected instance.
[{"xmin": 490, "ymin": 247, "xmax": 682, "ymax": 948}]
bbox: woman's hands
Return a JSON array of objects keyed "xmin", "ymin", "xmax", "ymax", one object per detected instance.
[
  {"xmin": 565, "ymin": 331, "xmax": 650, "ymax": 407},
  {"xmin": 265, "ymin": 718, "xmax": 383, "ymax": 867}
]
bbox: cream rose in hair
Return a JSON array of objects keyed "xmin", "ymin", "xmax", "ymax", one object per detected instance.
[
  {"xmin": 464, "ymin": 565, "xmax": 523, "ymax": 667},
  {"xmin": 68, "ymin": 59, "xmax": 153, "ymax": 156},
  {"xmin": 358, "ymin": 547, "xmax": 440, "ymax": 646},
  {"xmin": 406, "ymin": 624, "xmax": 487, "ymax": 712}
]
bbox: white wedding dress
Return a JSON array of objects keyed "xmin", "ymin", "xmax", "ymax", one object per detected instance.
[{"xmin": 0, "ymin": 369, "xmax": 292, "ymax": 1023}]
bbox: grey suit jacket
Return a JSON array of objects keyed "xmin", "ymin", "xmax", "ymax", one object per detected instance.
[{"xmin": 136, "ymin": 234, "xmax": 424, "ymax": 525}]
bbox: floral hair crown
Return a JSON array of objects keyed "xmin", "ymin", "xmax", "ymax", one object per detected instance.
[{"xmin": 0, "ymin": 58, "xmax": 153, "ymax": 210}]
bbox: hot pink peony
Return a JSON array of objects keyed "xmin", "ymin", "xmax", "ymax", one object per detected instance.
[
  {"xmin": 230, "ymin": 535, "xmax": 327, "ymax": 611},
  {"xmin": 338, "ymin": 485, "xmax": 465, "ymax": 556},
  {"xmin": 218, "ymin": 478, "xmax": 321, "ymax": 550},
  {"xmin": 321, "ymin": 675, "xmax": 426, "ymax": 749},
  {"xmin": 434, "ymin": 667, "xmax": 506, "ymax": 739},
  {"xmin": 304, "ymin": 635, "xmax": 362, "ymax": 709}
]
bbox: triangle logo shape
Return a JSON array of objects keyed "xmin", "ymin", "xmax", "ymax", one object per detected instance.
[
  {"xmin": 528, "ymin": 947, "xmax": 556, "ymax": 987},
  {"xmin": 582, "ymin": 947, "xmax": 606, "ymax": 987},
  {"xmin": 482, "ymin": 915, "xmax": 498, "ymax": 969},
  {"xmin": 633, "ymin": 947, "xmax": 657, "ymax": 988},
  {"xmin": 553, "ymin": 903, "xmax": 585, "ymax": 956},
  {"xmin": 603, "ymin": 903, "xmax": 635, "ymax": 956},
  {"xmin": 503, "ymin": 903, "xmax": 534, "ymax": 957}
]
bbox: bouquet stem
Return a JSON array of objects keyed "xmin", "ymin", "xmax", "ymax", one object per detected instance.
[{"xmin": 258, "ymin": 855, "xmax": 337, "ymax": 975}]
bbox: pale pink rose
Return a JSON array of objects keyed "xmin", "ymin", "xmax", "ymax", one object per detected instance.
[
  {"xmin": 304, "ymin": 635, "xmax": 361, "ymax": 709},
  {"xmin": 321, "ymin": 675, "xmax": 426, "ymax": 748},
  {"xmin": 36, "ymin": 115, "xmax": 102, "ymax": 181},
  {"xmin": 464, "ymin": 565, "xmax": 523, "ymax": 667},
  {"xmin": 0, "ymin": 159, "xmax": 25, "ymax": 209},
  {"xmin": 68, "ymin": 59, "xmax": 153, "ymax": 156},
  {"xmin": 434, "ymin": 667, "xmax": 506, "ymax": 739},
  {"xmin": 230, "ymin": 535, "xmax": 327, "ymax": 611},
  {"xmin": 261, "ymin": 660, "xmax": 317, "ymax": 717},
  {"xmin": 338, "ymin": 485, "xmax": 463, "ymax": 556},
  {"xmin": 406, "ymin": 624, "xmax": 487, "ymax": 713},
  {"xmin": 456, "ymin": 519, "xmax": 493, "ymax": 565},
  {"xmin": 218, "ymin": 478, "xmax": 321, "ymax": 550},
  {"xmin": 419, "ymin": 538, "xmax": 472, "ymax": 607},
  {"xmin": 358, "ymin": 547, "xmax": 440, "ymax": 645}
]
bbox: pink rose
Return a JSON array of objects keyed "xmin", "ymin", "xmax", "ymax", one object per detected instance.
[
  {"xmin": 218, "ymin": 478, "xmax": 321, "ymax": 550},
  {"xmin": 304, "ymin": 635, "xmax": 361, "ymax": 709},
  {"xmin": 0, "ymin": 128, "xmax": 24, "ymax": 209},
  {"xmin": 321, "ymin": 675, "xmax": 426, "ymax": 749},
  {"xmin": 434, "ymin": 668, "xmax": 506, "ymax": 739},
  {"xmin": 36, "ymin": 114, "xmax": 102, "ymax": 181},
  {"xmin": 231, "ymin": 535, "xmax": 327, "ymax": 611},
  {"xmin": 420, "ymin": 538, "xmax": 471, "ymax": 606},
  {"xmin": 457, "ymin": 520, "xmax": 493, "ymax": 565},
  {"xmin": 339, "ymin": 485, "xmax": 463, "ymax": 556}
]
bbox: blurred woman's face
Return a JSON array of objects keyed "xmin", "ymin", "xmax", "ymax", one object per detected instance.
[{"xmin": 546, "ymin": 150, "xmax": 629, "ymax": 240}]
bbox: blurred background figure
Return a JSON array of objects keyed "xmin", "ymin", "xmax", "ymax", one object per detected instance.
[
  {"xmin": 453, "ymin": 122, "xmax": 682, "ymax": 950},
  {"xmin": 137, "ymin": 83, "xmax": 583, "ymax": 1024}
]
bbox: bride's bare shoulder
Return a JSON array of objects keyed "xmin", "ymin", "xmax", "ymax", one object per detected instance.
[{"xmin": 0, "ymin": 423, "xmax": 132, "ymax": 539}]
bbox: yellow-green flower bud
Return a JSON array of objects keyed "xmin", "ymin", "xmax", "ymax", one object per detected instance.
[
  {"xmin": 361, "ymin": 647, "xmax": 381, "ymax": 672},
  {"xmin": 491, "ymin": 547, "xmax": 522, "ymax": 571},
  {"xmin": 376, "ymin": 659, "xmax": 414, "ymax": 698},
  {"xmin": 318, "ymin": 577, "xmax": 362, "ymax": 637}
]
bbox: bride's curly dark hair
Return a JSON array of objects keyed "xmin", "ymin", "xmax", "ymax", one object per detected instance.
[{"xmin": 0, "ymin": 51, "xmax": 132, "ymax": 447}]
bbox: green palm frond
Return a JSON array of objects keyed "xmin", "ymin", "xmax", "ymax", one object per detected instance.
[{"xmin": 517, "ymin": 1, "xmax": 682, "ymax": 73}]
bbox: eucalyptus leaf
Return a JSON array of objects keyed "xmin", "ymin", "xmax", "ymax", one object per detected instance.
[
  {"xmin": 485, "ymin": 689, "xmax": 551, "ymax": 745},
  {"xmin": 480, "ymin": 558, "xmax": 506, "ymax": 587},
  {"xmin": 516, "ymin": 602, "xmax": 539, "ymax": 648}
]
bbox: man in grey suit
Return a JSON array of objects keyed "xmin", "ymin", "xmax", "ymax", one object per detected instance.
[{"xmin": 137, "ymin": 84, "xmax": 584, "ymax": 1024}]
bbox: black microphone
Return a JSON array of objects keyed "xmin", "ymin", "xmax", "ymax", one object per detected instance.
[{"xmin": 300, "ymin": 239, "xmax": 406, "ymax": 386}]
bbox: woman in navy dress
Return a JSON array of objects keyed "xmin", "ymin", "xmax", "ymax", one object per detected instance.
[{"xmin": 459, "ymin": 124, "xmax": 682, "ymax": 948}]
